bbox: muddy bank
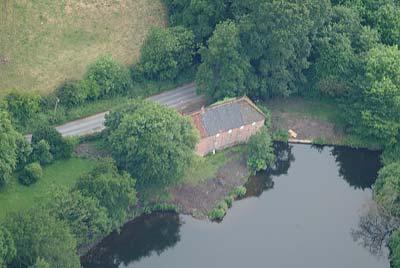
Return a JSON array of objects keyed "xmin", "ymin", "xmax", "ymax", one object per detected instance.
[{"xmin": 169, "ymin": 155, "xmax": 250, "ymax": 218}]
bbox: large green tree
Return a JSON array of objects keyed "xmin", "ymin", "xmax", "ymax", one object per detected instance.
[
  {"xmin": 138, "ymin": 26, "xmax": 195, "ymax": 80},
  {"xmin": 196, "ymin": 20, "xmax": 250, "ymax": 101},
  {"xmin": 74, "ymin": 158, "xmax": 137, "ymax": 229},
  {"xmin": 5, "ymin": 208, "xmax": 80, "ymax": 268},
  {"xmin": 237, "ymin": 0, "xmax": 314, "ymax": 98},
  {"xmin": 0, "ymin": 225, "xmax": 16, "ymax": 268},
  {"xmin": 246, "ymin": 126, "xmax": 276, "ymax": 173},
  {"xmin": 356, "ymin": 45, "xmax": 400, "ymax": 145},
  {"xmin": 373, "ymin": 161, "xmax": 400, "ymax": 217},
  {"xmin": 0, "ymin": 111, "xmax": 18, "ymax": 187},
  {"xmin": 105, "ymin": 100, "xmax": 199, "ymax": 188},
  {"xmin": 47, "ymin": 186, "xmax": 111, "ymax": 245}
]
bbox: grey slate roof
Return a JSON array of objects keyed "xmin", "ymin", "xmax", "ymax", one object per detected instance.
[{"xmin": 200, "ymin": 98, "xmax": 265, "ymax": 136}]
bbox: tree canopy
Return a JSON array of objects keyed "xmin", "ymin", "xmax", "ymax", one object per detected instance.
[
  {"xmin": 105, "ymin": 100, "xmax": 199, "ymax": 188},
  {"xmin": 0, "ymin": 111, "xmax": 18, "ymax": 187}
]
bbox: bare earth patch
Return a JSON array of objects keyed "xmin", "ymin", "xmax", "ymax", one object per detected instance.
[{"xmin": 169, "ymin": 154, "xmax": 250, "ymax": 218}]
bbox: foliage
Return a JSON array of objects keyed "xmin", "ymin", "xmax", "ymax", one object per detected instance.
[
  {"xmin": 230, "ymin": 186, "xmax": 247, "ymax": 199},
  {"xmin": 47, "ymin": 186, "xmax": 111, "ymax": 245},
  {"xmin": 86, "ymin": 55, "xmax": 132, "ymax": 98},
  {"xmin": 0, "ymin": 225, "xmax": 16, "ymax": 268},
  {"xmin": 5, "ymin": 91, "xmax": 41, "ymax": 124},
  {"xmin": 4, "ymin": 208, "xmax": 80, "ymax": 268},
  {"xmin": 138, "ymin": 26, "xmax": 195, "ymax": 80},
  {"xmin": 105, "ymin": 100, "xmax": 199, "ymax": 188},
  {"xmin": 74, "ymin": 158, "xmax": 137, "ymax": 229},
  {"xmin": 31, "ymin": 125, "xmax": 73, "ymax": 160},
  {"xmin": 373, "ymin": 161, "xmax": 400, "ymax": 217},
  {"xmin": 272, "ymin": 128, "xmax": 290, "ymax": 142},
  {"xmin": 32, "ymin": 140, "xmax": 53, "ymax": 165},
  {"xmin": 375, "ymin": 3, "xmax": 400, "ymax": 46},
  {"xmin": 19, "ymin": 162, "xmax": 43, "ymax": 186},
  {"xmin": 196, "ymin": 20, "xmax": 250, "ymax": 101},
  {"xmin": 33, "ymin": 257, "xmax": 51, "ymax": 268},
  {"xmin": 164, "ymin": 0, "xmax": 230, "ymax": 42},
  {"xmin": 390, "ymin": 230, "xmax": 400, "ymax": 268},
  {"xmin": 15, "ymin": 134, "xmax": 33, "ymax": 171},
  {"xmin": 313, "ymin": 137, "xmax": 328, "ymax": 145},
  {"xmin": 56, "ymin": 81, "xmax": 89, "ymax": 108},
  {"xmin": 354, "ymin": 45, "xmax": 400, "ymax": 145},
  {"xmin": 0, "ymin": 111, "xmax": 18, "ymax": 187},
  {"xmin": 246, "ymin": 126, "xmax": 276, "ymax": 173}
]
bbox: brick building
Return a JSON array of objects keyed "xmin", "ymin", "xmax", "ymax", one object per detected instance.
[{"xmin": 190, "ymin": 97, "xmax": 266, "ymax": 156}]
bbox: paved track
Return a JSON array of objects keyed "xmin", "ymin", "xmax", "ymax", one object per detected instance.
[{"xmin": 52, "ymin": 83, "xmax": 204, "ymax": 138}]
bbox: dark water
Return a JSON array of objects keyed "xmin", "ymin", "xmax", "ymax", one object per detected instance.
[{"xmin": 82, "ymin": 143, "xmax": 389, "ymax": 268}]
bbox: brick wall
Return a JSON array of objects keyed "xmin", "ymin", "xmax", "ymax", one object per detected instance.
[{"xmin": 195, "ymin": 120, "xmax": 265, "ymax": 156}]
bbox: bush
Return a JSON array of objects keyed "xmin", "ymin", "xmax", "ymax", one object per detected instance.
[
  {"xmin": 138, "ymin": 26, "xmax": 195, "ymax": 80},
  {"xmin": 246, "ymin": 126, "xmax": 276, "ymax": 173},
  {"xmin": 272, "ymin": 128, "xmax": 290, "ymax": 142},
  {"xmin": 56, "ymin": 81, "xmax": 88, "ymax": 108},
  {"xmin": 224, "ymin": 196, "xmax": 234, "ymax": 208},
  {"xmin": 32, "ymin": 139, "xmax": 53, "ymax": 165},
  {"xmin": 230, "ymin": 186, "xmax": 247, "ymax": 199},
  {"xmin": 86, "ymin": 55, "xmax": 132, "ymax": 98},
  {"xmin": 209, "ymin": 207, "xmax": 226, "ymax": 221},
  {"xmin": 15, "ymin": 134, "xmax": 32, "ymax": 171},
  {"xmin": 5, "ymin": 91, "xmax": 41, "ymax": 123},
  {"xmin": 31, "ymin": 125, "xmax": 73, "ymax": 160},
  {"xmin": 390, "ymin": 230, "xmax": 400, "ymax": 268},
  {"xmin": 19, "ymin": 162, "xmax": 42, "ymax": 186}
]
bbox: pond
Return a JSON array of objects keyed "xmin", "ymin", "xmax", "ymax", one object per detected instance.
[{"xmin": 82, "ymin": 143, "xmax": 390, "ymax": 268}]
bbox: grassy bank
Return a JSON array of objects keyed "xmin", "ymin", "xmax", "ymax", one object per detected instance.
[
  {"xmin": 0, "ymin": 157, "xmax": 94, "ymax": 220},
  {"xmin": 0, "ymin": 0, "xmax": 166, "ymax": 95}
]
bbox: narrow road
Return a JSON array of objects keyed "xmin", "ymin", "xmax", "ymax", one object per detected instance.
[{"xmin": 52, "ymin": 83, "xmax": 205, "ymax": 138}]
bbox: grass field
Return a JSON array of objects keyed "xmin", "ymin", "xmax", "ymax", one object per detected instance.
[
  {"xmin": 0, "ymin": 157, "xmax": 95, "ymax": 220},
  {"xmin": 0, "ymin": 0, "xmax": 166, "ymax": 96}
]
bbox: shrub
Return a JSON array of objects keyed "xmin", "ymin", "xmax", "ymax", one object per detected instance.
[
  {"xmin": 19, "ymin": 162, "xmax": 42, "ymax": 186},
  {"xmin": 15, "ymin": 134, "xmax": 32, "ymax": 171},
  {"xmin": 31, "ymin": 125, "xmax": 73, "ymax": 160},
  {"xmin": 56, "ymin": 81, "xmax": 88, "ymax": 108},
  {"xmin": 246, "ymin": 126, "xmax": 276, "ymax": 173},
  {"xmin": 138, "ymin": 26, "xmax": 195, "ymax": 80},
  {"xmin": 32, "ymin": 139, "xmax": 53, "ymax": 165},
  {"xmin": 224, "ymin": 196, "xmax": 234, "ymax": 208},
  {"xmin": 313, "ymin": 137, "xmax": 327, "ymax": 145},
  {"xmin": 230, "ymin": 186, "xmax": 247, "ymax": 199},
  {"xmin": 5, "ymin": 91, "xmax": 41, "ymax": 123},
  {"xmin": 272, "ymin": 128, "xmax": 290, "ymax": 142},
  {"xmin": 86, "ymin": 55, "xmax": 132, "ymax": 98},
  {"xmin": 390, "ymin": 230, "xmax": 400, "ymax": 268},
  {"xmin": 209, "ymin": 207, "xmax": 226, "ymax": 221}
]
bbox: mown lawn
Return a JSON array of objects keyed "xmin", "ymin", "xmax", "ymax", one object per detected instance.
[
  {"xmin": 0, "ymin": 0, "xmax": 166, "ymax": 95},
  {"xmin": 0, "ymin": 157, "xmax": 95, "ymax": 220}
]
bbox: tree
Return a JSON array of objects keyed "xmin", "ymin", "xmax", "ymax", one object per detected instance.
[
  {"xmin": 390, "ymin": 230, "xmax": 400, "ymax": 268},
  {"xmin": 237, "ymin": 0, "xmax": 314, "ymax": 98},
  {"xmin": 356, "ymin": 45, "xmax": 400, "ymax": 145},
  {"xmin": 32, "ymin": 139, "xmax": 53, "ymax": 165},
  {"xmin": 19, "ymin": 162, "xmax": 42, "ymax": 186},
  {"xmin": 0, "ymin": 225, "xmax": 16, "ymax": 268},
  {"xmin": 373, "ymin": 161, "xmax": 400, "ymax": 217},
  {"xmin": 47, "ymin": 186, "xmax": 111, "ymax": 245},
  {"xmin": 86, "ymin": 55, "xmax": 132, "ymax": 98},
  {"xmin": 196, "ymin": 20, "xmax": 250, "ymax": 101},
  {"xmin": 105, "ymin": 100, "xmax": 199, "ymax": 187},
  {"xmin": 5, "ymin": 91, "xmax": 40, "ymax": 124},
  {"xmin": 5, "ymin": 208, "xmax": 80, "ymax": 268},
  {"xmin": 138, "ymin": 26, "xmax": 195, "ymax": 80},
  {"xmin": 164, "ymin": 0, "xmax": 230, "ymax": 42},
  {"xmin": 375, "ymin": 3, "xmax": 400, "ymax": 46},
  {"xmin": 246, "ymin": 126, "xmax": 276, "ymax": 173},
  {"xmin": 0, "ymin": 111, "xmax": 18, "ymax": 187},
  {"xmin": 15, "ymin": 133, "xmax": 32, "ymax": 171},
  {"xmin": 74, "ymin": 158, "xmax": 137, "ymax": 229},
  {"xmin": 31, "ymin": 125, "xmax": 73, "ymax": 160}
]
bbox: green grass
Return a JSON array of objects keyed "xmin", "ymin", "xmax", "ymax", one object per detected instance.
[
  {"xmin": 264, "ymin": 96, "xmax": 345, "ymax": 125},
  {"xmin": 182, "ymin": 146, "xmax": 243, "ymax": 185},
  {"xmin": 0, "ymin": 157, "xmax": 95, "ymax": 220},
  {"xmin": 0, "ymin": 0, "xmax": 166, "ymax": 95}
]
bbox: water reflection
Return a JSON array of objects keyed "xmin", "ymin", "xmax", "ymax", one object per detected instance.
[
  {"xmin": 352, "ymin": 201, "xmax": 400, "ymax": 257},
  {"xmin": 331, "ymin": 146, "xmax": 382, "ymax": 190},
  {"xmin": 81, "ymin": 212, "xmax": 181, "ymax": 268},
  {"xmin": 245, "ymin": 142, "xmax": 294, "ymax": 197}
]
